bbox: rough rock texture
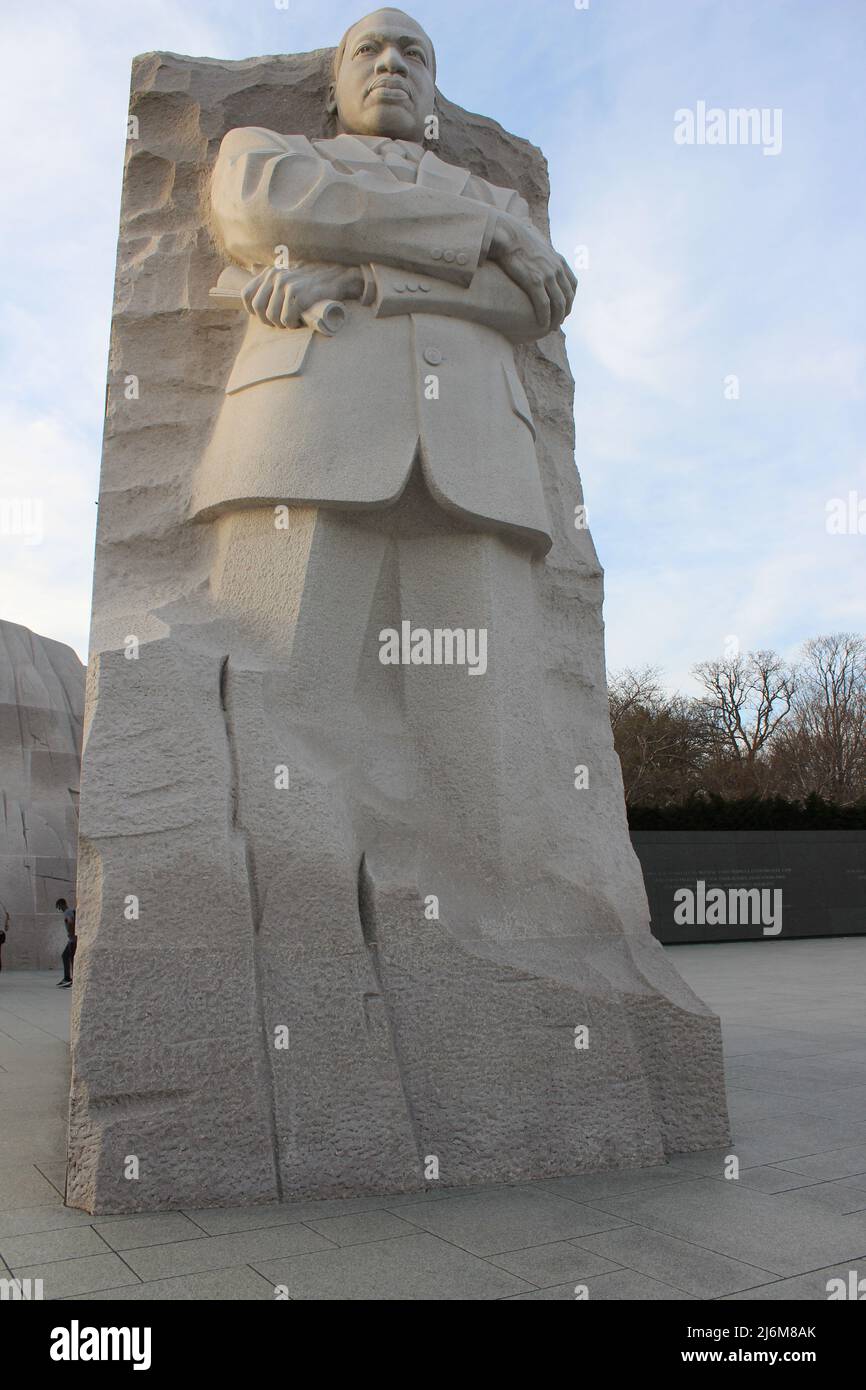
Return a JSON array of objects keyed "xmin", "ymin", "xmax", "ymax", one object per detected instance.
[
  {"xmin": 67, "ymin": 47, "xmax": 730, "ymax": 1214},
  {"xmin": 0, "ymin": 620, "xmax": 84, "ymax": 968}
]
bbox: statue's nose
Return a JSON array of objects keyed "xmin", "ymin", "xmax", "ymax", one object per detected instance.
[{"xmin": 375, "ymin": 45, "xmax": 409, "ymax": 75}]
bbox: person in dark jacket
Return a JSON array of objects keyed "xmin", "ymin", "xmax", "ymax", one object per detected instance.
[{"xmin": 55, "ymin": 898, "xmax": 77, "ymax": 988}]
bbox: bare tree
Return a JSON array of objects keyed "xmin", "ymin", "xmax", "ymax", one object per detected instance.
[
  {"xmin": 609, "ymin": 668, "xmax": 708, "ymax": 804},
  {"xmin": 610, "ymin": 639, "xmax": 864, "ymax": 808},
  {"xmin": 774, "ymin": 634, "xmax": 866, "ymax": 802},
  {"xmin": 692, "ymin": 650, "xmax": 796, "ymax": 794},
  {"xmin": 608, "ymin": 667, "xmax": 664, "ymax": 733}
]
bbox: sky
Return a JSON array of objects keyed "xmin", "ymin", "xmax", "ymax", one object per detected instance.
[{"xmin": 0, "ymin": 0, "xmax": 863, "ymax": 691}]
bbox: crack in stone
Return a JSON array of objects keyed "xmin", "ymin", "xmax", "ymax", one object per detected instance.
[
  {"xmin": 218, "ymin": 654, "xmax": 283, "ymax": 1201},
  {"xmin": 357, "ymin": 854, "xmax": 425, "ymax": 1179}
]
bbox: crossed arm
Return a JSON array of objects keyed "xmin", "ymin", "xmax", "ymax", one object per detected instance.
[{"xmin": 212, "ymin": 127, "xmax": 576, "ymax": 338}]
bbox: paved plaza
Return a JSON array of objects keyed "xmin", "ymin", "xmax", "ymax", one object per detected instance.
[{"xmin": 2, "ymin": 939, "xmax": 866, "ymax": 1300}]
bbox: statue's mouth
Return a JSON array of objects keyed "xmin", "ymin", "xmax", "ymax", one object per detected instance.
[{"xmin": 367, "ymin": 78, "xmax": 411, "ymax": 101}]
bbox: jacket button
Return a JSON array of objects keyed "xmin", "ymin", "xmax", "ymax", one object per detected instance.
[
  {"xmin": 456, "ymin": 252, "xmax": 468, "ymax": 265},
  {"xmin": 443, "ymin": 250, "xmax": 455, "ymax": 262},
  {"xmin": 431, "ymin": 249, "xmax": 443, "ymax": 259},
  {"xmin": 406, "ymin": 282, "xmax": 417, "ymax": 292},
  {"xmin": 423, "ymin": 347, "xmax": 443, "ymax": 366}
]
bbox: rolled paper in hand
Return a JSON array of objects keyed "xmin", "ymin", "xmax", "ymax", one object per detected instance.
[
  {"xmin": 301, "ymin": 299, "xmax": 346, "ymax": 336},
  {"xmin": 208, "ymin": 280, "xmax": 346, "ymax": 337}
]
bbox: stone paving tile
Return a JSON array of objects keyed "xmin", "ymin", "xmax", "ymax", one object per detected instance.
[
  {"xmin": 394, "ymin": 1190, "xmax": 629, "ymax": 1256},
  {"xmin": 725, "ymin": 1055, "xmax": 866, "ymax": 1090},
  {"xmin": 667, "ymin": 1149, "xmax": 732, "ymax": 1180},
  {"xmin": 122, "ymin": 1223, "xmax": 335, "ymax": 1280},
  {"xmin": 0, "ymin": 1204, "xmax": 94, "ymax": 1239},
  {"xmin": 724, "ymin": 1088, "xmax": 823, "ymax": 1125},
  {"xmin": 721, "ymin": 1028, "xmax": 844, "ymax": 1059},
  {"xmin": 181, "ymin": 1193, "xmax": 398, "ymax": 1235},
  {"xmin": 486, "ymin": 1241, "xmax": 621, "ymax": 1287},
  {"xmin": 34, "ymin": 1161, "xmax": 67, "ymax": 1195},
  {"xmin": 94, "ymin": 1213, "xmax": 207, "ymax": 1250},
  {"xmin": 0, "ymin": 1046, "xmax": 69, "ymax": 1075},
  {"xmin": 582, "ymin": 1177, "xmax": 866, "ymax": 1277},
  {"xmin": 525, "ymin": 1166, "xmax": 692, "ymax": 1204},
  {"xmin": 0, "ymin": 1164, "xmax": 63, "ymax": 1211},
  {"xmin": 403, "ymin": 1180, "xmax": 528, "ymax": 1201},
  {"xmin": 0, "ymin": 1136, "xmax": 67, "ymax": 1163},
  {"xmin": 774, "ymin": 1143, "xmax": 866, "ymax": 1182},
  {"xmin": 69, "ymin": 1266, "xmax": 277, "ymax": 1300},
  {"xmin": 724, "ymin": 1166, "xmax": 833, "ymax": 1195},
  {"xmin": 503, "ymin": 1270, "xmax": 696, "ymax": 1300},
  {"xmin": 1, "ymin": 1225, "xmax": 110, "ymax": 1267},
  {"xmin": 0, "ymin": 1016, "xmax": 62, "ymax": 1045},
  {"xmin": 786, "ymin": 1085, "xmax": 866, "ymax": 1121},
  {"xmin": 380, "ymin": 1186, "xmax": 457, "ymax": 1207},
  {"xmin": 0, "ymin": 1094, "xmax": 68, "ymax": 1121},
  {"xmin": 721, "ymin": 1260, "xmax": 866, "ymax": 1300},
  {"xmin": 823, "ymin": 1048, "xmax": 866, "ymax": 1069},
  {"xmin": 770, "ymin": 1180, "xmax": 866, "ymax": 1217},
  {"xmin": 714, "ymin": 1114, "xmax": 866, "ymax": 1168},
  {"xmin": 574, "ymin": 1224, "xmax": 777, "ymax": 1297},
  {"xmin": 302, "ymin": 1210, "xmax": 419, "ymax": 1246},
  {"xmin": 253, "ymin": 1231, "xmax": 533, "ymax": 1300},
  {"xmin": 779, "ymin": 1056, "xmax": 866, "ymax": 1088},
  {"xmin": 0, "ymin": 1064, "xmax": 70, "ymax": 1087},
  {"xmin": 11, "ymin": 1253, "xmax": 140, "ymax": 1299}
]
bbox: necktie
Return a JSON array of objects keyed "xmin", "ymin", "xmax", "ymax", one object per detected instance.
[{"xmin": 377, "ymin": 139, "xmax": 423, "ymax": 183}]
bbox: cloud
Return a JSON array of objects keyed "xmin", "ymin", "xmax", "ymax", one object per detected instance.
[
  {"xmin": 0, "ymin": 0, "xmax": 863, "ymax": 690},
  {"xmin": 0, "ymin": 406, "xmax": 97, "ymax": 662}
]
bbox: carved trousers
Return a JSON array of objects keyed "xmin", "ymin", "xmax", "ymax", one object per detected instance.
[{"xmin": 207, "ymin": 463, "xmax": 558, "ymax": 912}]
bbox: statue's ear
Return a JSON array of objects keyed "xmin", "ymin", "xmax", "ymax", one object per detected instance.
[{"xmin": 326, "ymin": 82, "xmax": 338, "ymax": 116}]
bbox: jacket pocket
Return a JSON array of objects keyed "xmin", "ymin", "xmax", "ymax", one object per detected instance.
[{"xmin": 225, "ymin": 326, "xmax": 315, "ymax": 395}]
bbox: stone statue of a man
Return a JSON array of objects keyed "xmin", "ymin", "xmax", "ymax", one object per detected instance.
[
  {"xmin": 194, "ymin": 8, "xmax": 574, "ymax": 544},
  {"xmin": 67, "ymin": 8, "xmax": 728, "ymax": 1214}
]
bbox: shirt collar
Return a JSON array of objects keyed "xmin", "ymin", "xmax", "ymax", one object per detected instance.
[{"xmin": 347, "ymin": 133, "xmax": 425, "ymax": 160}]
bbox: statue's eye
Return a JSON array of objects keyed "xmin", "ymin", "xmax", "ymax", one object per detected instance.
[
  {"xmin": 355, "ymin": 43, "xmax": 376, "ymax": 57},
  {"xmin": 406, "ymin": 47, "xmax": 427, "ymax": 63}
]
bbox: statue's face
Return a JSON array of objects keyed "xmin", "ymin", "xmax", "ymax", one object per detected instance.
[{"xmin": 330, "ymin": 9, "xmax": 435, "ymax": 142}]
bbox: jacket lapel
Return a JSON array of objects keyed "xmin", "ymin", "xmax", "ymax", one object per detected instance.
[
  {"xmin": 417, "ymin": 149, "xmax": 471, "ymax": 196},
  {"xmin": 318, "ymin": 136, "xmax": 473, "ymax": 197},
  {"xmin": 319, "ymin": 133, "xmax": 387, "ymax": 164}
]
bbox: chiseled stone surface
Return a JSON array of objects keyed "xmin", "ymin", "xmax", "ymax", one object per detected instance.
[
  {"xmin": 0, "ymin": 620, "xmax": 83, "ymax": 969},
  {"xmin": 67, "ymin": 27, "xmax": 728, "ymax": 1215}
]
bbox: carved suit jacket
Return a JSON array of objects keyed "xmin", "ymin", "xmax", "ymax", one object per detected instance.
[{"xmin": 191, "ymin": 129, "xmax": 554, "ymax": 552}]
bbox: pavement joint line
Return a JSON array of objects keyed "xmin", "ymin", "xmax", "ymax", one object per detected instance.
[
  {"xmin": 112, "ymin": 1249, "xmax": 147, "ymax": 1284},
  {"xmin": 54, "ymin": 1260, "xmax": 286, "ymax": 1298},
  {"xmin": 566, "ymin": 1210, "xmax": 794, "ymax": 1277},
  {"xmin": 705, "ymin": 1171, "xmax": 866, "ymax": 1200},
  {"xmin": 0, "ymin": 1007, "xmax": 70, "ymax": 1043},
  {"xmin": 179, "ymin": 1211, "xmax": 220, "ymax": 1235},
  {"xmin": 1, "ymin": 1229, "xmax": 118, "ymax": 1267},
  {"xmin": 364, "ymin": 1206, "xmax": 635, "ymax": 1261},
  {"xmin": 572, "ymin": 1224, "xmax": 784, "ymax": 1282},
  {"xmin": 706, "ymin": 1250, "xmax": 866, "ymax": 1299},
  {"xmin": 74, "ymin": 1220, "xmax": 347, "ymax": 1255}
]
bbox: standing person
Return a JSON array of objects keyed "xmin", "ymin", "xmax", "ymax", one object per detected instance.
[
  {"xmin": 55, "ymin": 898, "xmax": 77, "ymax": 988},
  {"xmin": 0, "ymin": 909, "xmax": 8, "ymax": 972}
]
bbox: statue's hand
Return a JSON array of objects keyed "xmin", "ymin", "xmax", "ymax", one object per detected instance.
[
  {"xmin": 241, "ymin": 263, "xmax": 365, "ymax": 327},
  {"xmin": 489, "ymin": 214, "xmax": 577, "ymax": 333}
]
